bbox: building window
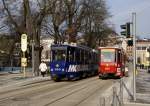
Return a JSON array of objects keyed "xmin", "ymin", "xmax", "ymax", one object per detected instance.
[
  {"xmin": 137, "ymin": 57, "xmax": 141, "ymax": 64},
  {"xmin": 142, "ymin": 47, "xmax": 146, "ymax": 50},
  {"xmin": 137, "ymin": 47, "xmax": 141, "ymax": 50}
]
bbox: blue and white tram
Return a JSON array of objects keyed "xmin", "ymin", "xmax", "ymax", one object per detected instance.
[{"xmin": 50, "ymin": 43, "xmax": 98, "ymax": 81}]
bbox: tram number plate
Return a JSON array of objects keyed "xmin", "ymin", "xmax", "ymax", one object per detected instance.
[{"xmin": 105, "ymin": 67, "xmax": 110, "ymax": 70}]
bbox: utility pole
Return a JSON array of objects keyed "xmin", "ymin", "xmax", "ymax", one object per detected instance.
[
  {"xmin": 32, "ymin": 40, "xmax": 35, "ymax": 76},
  {"xmin": 132, "ymin": 12, "xmax": 136, "ymax": 101}
]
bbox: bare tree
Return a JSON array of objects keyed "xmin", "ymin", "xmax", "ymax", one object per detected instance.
[
  {"xmin": 42, "ymin": 0, "xmax": 67, "ymax": 44},
  {"xmin": 41, "ymin": 0, "xmax": 113, "ymax": 47},
  {"xmin": 79, "ymin": 0, "xmax": 113, "ymax": 48},
  {"xmin": 1, "ymin": 0, "xmax": 54, "ymax": 75},
  {"xmin": 42, "ymin": 0, "xmax": 87, "ymax": 43},
  {"xmin": 1, "ymin": 0, "xmax": 115, "ymax": 74}
]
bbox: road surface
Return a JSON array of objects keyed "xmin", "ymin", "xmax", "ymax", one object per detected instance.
[{"xmin": 0, "ymin": 76, "xmax": 114, "ymax": 106}]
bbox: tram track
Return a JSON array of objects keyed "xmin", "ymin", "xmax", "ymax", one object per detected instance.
[
  {"xmin": 0, "ymin": 79, "xmax": 53, "ymax": 95},
  {"xmin": 0, "ymin": 81, "xmax": 68, "ymax": 102},
  {"xmin": 42, "ymin": 79, "xmax": 113, "ymax": 106},
  {"xmin": 74, "ymin": 80, "xmax": 114, "ymax": 106},
  {"xmin": 0, "ymin": 77, "xmax": 111, "ymax": 106},
  {"xmin": 0, "ymin": 77, "xmax": 100, "ymax": 105}
]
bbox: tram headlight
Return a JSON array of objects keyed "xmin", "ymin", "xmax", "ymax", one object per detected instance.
[
  {"xmin": 51, "ymin": 69, "xmax": 53, "ymax": 71},
  {"xmin": 117, "ymin": 68, "xmax": 121, "ymax": 72}
]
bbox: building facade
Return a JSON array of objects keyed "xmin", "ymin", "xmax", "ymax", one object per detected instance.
[
  {"xmin": 40, "ymin": 37, "xmax": 54, "ymax": 63},
  {"xmin": 136, "ymin": 39, "xmax": 150, "ymax": 67}
]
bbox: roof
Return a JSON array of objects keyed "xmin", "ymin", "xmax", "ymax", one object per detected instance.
[
  {"xmin": 98, "ymin": 46, "xmax": 122, "ymax": 49},
  {"xmin": 137, "ymin": 39, "xmax": 150, "ymax": 43},
  {"xmin": 51, "ymin": 44, "xmax": 95, "ymax": 51},
  {"xmin": 98, "ymin": 47, "xmax": 120, "ymax": 49}
]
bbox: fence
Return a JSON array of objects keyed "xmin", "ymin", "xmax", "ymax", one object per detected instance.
[
  {"xmin": 99, "ymin": 78, "xmax": 133, "ymax": 106},
  {"xmin": 0, "ymin": 67, "xmax": 32, "ymax": 73}
]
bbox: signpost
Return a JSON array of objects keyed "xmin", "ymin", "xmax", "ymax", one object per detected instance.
[{"xmin": 21, "ymin": 34, "xmax": 27, "ymax": 78}]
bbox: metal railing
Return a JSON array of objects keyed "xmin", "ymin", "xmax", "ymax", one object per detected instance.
[
  {"xmin": 99, "ymin": 78, "xmax": 133, "ymax": 106},
  {"xmin": 0, "ymin": 67, "xmax": 32, "ymax": 72}
]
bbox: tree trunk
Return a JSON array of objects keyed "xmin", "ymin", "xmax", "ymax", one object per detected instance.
[
  {"xmin": 32, "ymin": 25, "xmax": 41, "ymax": 76},
  {"xmin": 25, "ymin": 0, "xmax": 41, "ymax": 76}
]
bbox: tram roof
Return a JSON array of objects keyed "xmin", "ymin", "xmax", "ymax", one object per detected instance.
[
  {"xmin": 51, "ymin": 44, "xmax": 96, "ymax": 51},
  {"xmin": 98, "ymin": 46, "xmax": 123, "ymax": 50}
]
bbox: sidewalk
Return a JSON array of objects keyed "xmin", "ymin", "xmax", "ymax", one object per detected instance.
[
  {"xmin": 101, "ymin": 62, "xmax": 150, "ymax": 106},
  {"xmin": 125, "ymin": 68, "xmax": 150, "ymax": 106},
  {"xmin": 0, "ymin": 71, "xmax": 51, "ymax": 91}
]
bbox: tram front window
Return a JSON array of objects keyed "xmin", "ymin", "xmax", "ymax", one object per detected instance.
[
  {"xmin": 52, "ymin": 50, "xmax": 66, "ymax": 61},
  {"xmin": 101, "ymin": 49, "xmax": 115, "ymax": 62}
]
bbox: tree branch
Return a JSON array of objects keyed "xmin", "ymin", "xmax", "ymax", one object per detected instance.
[{"xmin": 2, "ymin": 0, "xmax": 20, "ymax": 33}]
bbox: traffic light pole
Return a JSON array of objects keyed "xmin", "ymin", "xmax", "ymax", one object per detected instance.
[{"xmin": 132, "ymin": 12, "xmax": 136, "ymax": 101}]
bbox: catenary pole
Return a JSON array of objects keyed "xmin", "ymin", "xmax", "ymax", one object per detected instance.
[{"xmin": 132, "ymin": 12, "xmax": 136, "ymax": 101}]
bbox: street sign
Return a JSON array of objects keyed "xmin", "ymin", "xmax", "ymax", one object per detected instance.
[
  {"xmin": 21, "ymin": 34, "xmax": 27, "ymax": 52},
  {"xmin": 21, "ymin": 57, "xmax": 27, "ymax": 67}
]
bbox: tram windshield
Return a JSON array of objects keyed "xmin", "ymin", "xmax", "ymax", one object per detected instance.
[
  {"xmin": 52, "ymin": 50, "xmax": 66, "ymax": 61},
  {"xmin": 101, "ymin": 49, "xmax": 115, "ymax": 62}
]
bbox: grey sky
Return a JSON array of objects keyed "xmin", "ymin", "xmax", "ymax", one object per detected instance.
[{"xmin": 106, "ymin": 0, "xmax": 150, "ymax": 38}]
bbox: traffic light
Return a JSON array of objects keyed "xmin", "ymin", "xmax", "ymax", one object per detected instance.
[
  {"xmin": 127, "ymin": 40, "xmax": 133, "ymax": 46},
  {"xmin": 120, "ymin": 22, "xmax": 131, "ymax": 38}
]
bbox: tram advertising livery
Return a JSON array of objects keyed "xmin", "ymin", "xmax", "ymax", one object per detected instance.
[
  {"xmin": 98, "ymin": 47, "xmax": 126, "ymax": 79},
  {"xmin": 50, "ymin": 43, "xmax": 98, "ymax": 81}
]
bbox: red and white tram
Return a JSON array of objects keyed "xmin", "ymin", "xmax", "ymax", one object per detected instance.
[{"xmin": 98, "ymin": 47, "xmax": 127, "ymax": 78}]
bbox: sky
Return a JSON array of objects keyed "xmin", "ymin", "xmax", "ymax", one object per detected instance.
[{"xmin": 106, "ymin": 0, "xmax": 150, "ymax": 38}]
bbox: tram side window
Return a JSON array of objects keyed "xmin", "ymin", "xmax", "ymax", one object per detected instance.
[
  {"xmin": 94, "ymin": 53, "xmax": 97, "ymax": 64},
  {"xmin": 89, "ymin": 52, "xmax": 92, "ymax": 64},
  {"xmin": 84, "ymin": 51, "xmax": 88, "ymax": 64},
  {"xmin": 81, "ymin": 50, "xmax": 85, "ymax": 64},
  {"xmin": 76, "ymin": 49, "xmax": 80, "ymax": 63},
  {"xmin": 68, "ymin": 48, "xmax": 75, "ymax": 62},
  {"xmin": 91, "ymin": 52, "xmax": 94, "ymax": 64},
  {"xmin": 52, "ymin": 50, "xmax": 66, "ymax": 61},
  {"xmin": 95, "ymin": 53, "xmax": 97, "ymax": 63}
]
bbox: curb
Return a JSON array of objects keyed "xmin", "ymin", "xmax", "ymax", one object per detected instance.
[
  {"xmin": 0, "ymin": 76, "xmax": 51, "ymax": 91},
  {"xmin": 124, "ymin": 102, "xmax": 150, "ymax": 106}
]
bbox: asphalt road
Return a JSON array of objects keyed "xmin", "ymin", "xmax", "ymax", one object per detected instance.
[{"xmin": 0, "ymin": 76, "xmax": 114, "ymax": 106}]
